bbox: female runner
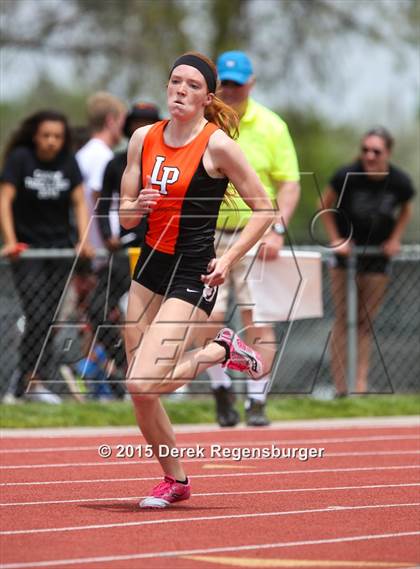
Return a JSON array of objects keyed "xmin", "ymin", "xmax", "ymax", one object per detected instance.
[{"xmin": 120, "ymin": 52, "xmax": 274, "ymax": 508}]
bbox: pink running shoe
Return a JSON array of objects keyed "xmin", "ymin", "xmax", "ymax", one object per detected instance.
[
  {"xmin": 139, "ymin": 475, "xmax": 191, "ymax": 509},
  {"xmin": 214, "ymin": 328, "xmax": 263, "ymax": 380}
]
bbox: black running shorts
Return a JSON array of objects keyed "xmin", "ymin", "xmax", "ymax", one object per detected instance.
[
  {"xmin": 332, "ymin": 254, "xmax": 390, "ymax": 274},
  {"xmin": 132, "ymin": 243, "xmax": 218, "ymax": 317}
]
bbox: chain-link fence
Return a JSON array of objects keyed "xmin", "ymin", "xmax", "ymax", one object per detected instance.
[
  {"xmin": 269, "ymin": 246, "xmax": 420, "ymax": 396},
  {"xmin": 0, "ymin": 249, "xmax": 131, "ymax": 402},
  {"xmin": 0, "ymin": 245, "xmax": 419, "ymax": 402}
]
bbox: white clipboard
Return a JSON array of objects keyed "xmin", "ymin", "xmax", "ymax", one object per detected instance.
[{"xmin": 245, "ymin": 249, "xmax": 323, "ymax": 322}]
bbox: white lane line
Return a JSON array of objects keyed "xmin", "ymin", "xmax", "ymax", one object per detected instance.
[
  {"xmin": 1, "ymin": 464, "xmax": 419, "ymax": 487},
  {"xmin": 2, "ymin": 530, "xmax": 419, "ymax": 569},
  {"xmin": 2, "ymin": 532, "xmax": 420, "ymax": 569},
  {"xmin": 1, "ymin": 502, "xmax": 419, "ymax": 536},
  {"xmin": 1, "ymin": 449, "xmax": 419, "ymax": 470},
  {"xmin": 1, "ymin": 434, "xmax": 419, "ymax": 454},
  {"xmin": 1, "ymin": 482, "xmax": 420, "ymax": 507}
]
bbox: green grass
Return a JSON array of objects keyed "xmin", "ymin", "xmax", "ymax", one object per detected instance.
[{"xmin": 1, "ymin": 394, "xmax": 419, "ymax": 429}]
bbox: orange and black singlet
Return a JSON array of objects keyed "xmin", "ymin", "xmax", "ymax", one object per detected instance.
[{"xmin": 141, "ymin": 120, "xmax": 228, "ymax": 256}]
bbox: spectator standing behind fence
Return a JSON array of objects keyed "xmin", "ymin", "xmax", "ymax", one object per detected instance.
[
  {"xmin": 76, "ymin": 92, "xmax": 126, "ymax": 253},
  {"xmin": 75, "ymin": 92, "xmax": 127, "ymax": 396},
  {"xmin": 319, "ymin": 127, "xmax": 416, "ymax": 396},
  {"xmin": 202, "ymin": 51, "xmax": 300, "ymax": 427},
  {"xmin": 92, "ymin": 103, "xmax": 161, "ymax": 395},
  {"xmin": 0, "ymin": 110, "xmax": 93, "ymax": 402}
]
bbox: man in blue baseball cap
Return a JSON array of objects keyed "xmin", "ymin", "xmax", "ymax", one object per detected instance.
[
  {"xmin": 205, "ymin": 51, "xmax": 301, "ymax": 427},
  {"xmin": 216, "ymin": 51, "xmax": 256, "ymax": 118},
  {"xmin": 217, "ymin": 50, "xmax": 254, "ymax": 85}
]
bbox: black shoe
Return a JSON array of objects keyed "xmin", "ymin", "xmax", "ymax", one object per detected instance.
[
  {"xmin": 334, "ymin": 392, "xmax": 348, "ymax": 399},
  {"xmin": 245, "ymin": 399, "xmax": 270, "ymax": 427},
  {"xmin": 212, "ymin": 386, "xmax": 240, "ymax": 427}
]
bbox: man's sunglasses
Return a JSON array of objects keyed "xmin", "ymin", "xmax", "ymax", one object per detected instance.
[
  {"xmin": 221, "ymin": 80, "xmax": 243, "ymax": 88},
  {"xmin": 361, "ymin": 146, "xmax": 384, "ymax": 157}
]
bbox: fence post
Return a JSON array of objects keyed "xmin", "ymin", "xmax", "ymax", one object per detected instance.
[{"xmin": 346, "ymin": 249, "xmax": 358, "ymax": 393}]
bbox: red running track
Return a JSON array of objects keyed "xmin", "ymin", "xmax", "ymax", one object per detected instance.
[{"xmin": 0, "ymin": 417, "xmax": 419, "ymax": 569}]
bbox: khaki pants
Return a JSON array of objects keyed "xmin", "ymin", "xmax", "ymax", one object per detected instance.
[{"xmin": 213, "ymin": 230, "xmax": 254, "ymax": 314}]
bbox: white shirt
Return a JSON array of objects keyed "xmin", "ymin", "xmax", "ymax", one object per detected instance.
[{"xmin": 76, "ymin": 138, "xmax": 114, "ymax": 250}]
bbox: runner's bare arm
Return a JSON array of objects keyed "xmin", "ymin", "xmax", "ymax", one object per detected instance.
[{"xmin": 120, "ymin": 126, "xmax": 160, "ymax": 229}]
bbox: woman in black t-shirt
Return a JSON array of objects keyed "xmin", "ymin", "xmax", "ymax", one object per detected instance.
[
  {"xmin": 0, "ymin": 110, "xmax": 93, "ymax": 400},
  {"xmin": 319, "ymin": 127, "xmax": 415, "ymax": 396}
]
